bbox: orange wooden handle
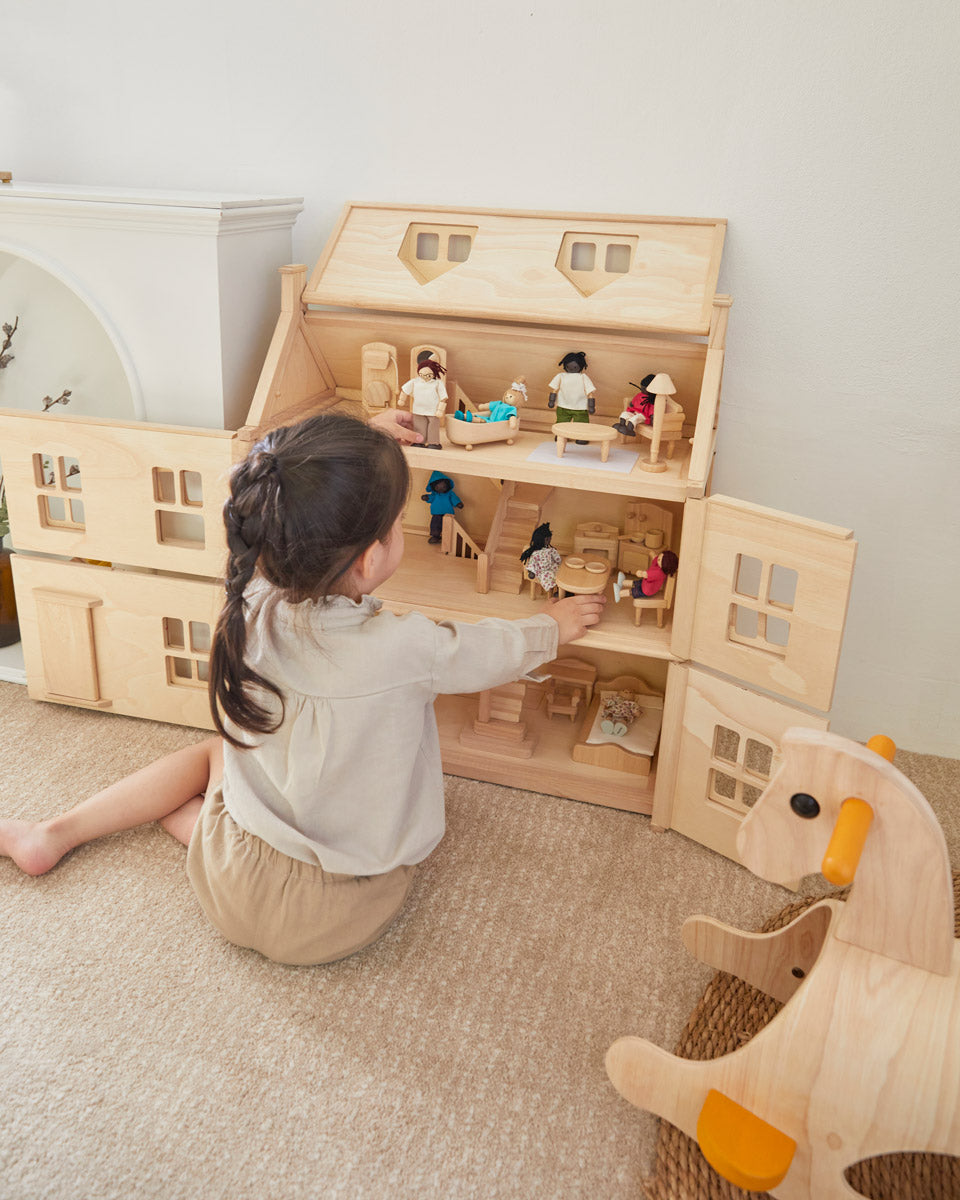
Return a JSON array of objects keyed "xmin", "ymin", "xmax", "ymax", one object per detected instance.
[
  {"xmin": 822, "ymin": 797, "xmax": 874, "ymax": 885},
  {"xmin": 867, "ymin": 733, "xmax": 896, "ymax": 762},
  {"xmin": 820, "ymin": 735, "xmax": 894, "ymax": 885}
]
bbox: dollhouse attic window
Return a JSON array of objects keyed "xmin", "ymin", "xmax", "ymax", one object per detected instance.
[
  {"xmin": 556, "ymin": 232, "xmax": 639, "ymax": 297},
  {"xmin": 398, "ymin": 223, "xmax": 478, "ymax": 285}
]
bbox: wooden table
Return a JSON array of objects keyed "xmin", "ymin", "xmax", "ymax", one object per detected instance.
[
  {"xmin": 556, "ymin": 556, "xmax": 611, "ymax": 598},
  {"xmin": 551, "ymin": 421, "xmax": 618, "ymax": 463}
]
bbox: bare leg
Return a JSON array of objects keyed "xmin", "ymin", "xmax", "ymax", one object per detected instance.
[
  {"xmin": 0, "ymin": 737, "xmax": 223, "ymax": 876},
  {"xmin": 159, "ymin": 795, "xmax": 206, "ymax": 848}
]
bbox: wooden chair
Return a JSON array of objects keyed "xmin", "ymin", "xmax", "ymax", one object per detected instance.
[
  {"xmin": 634, "ymin": 395, "xmax": 685, "ymax": 458},
  {"xmin": 544, "ymin": 656, "xmax": 597, "ymax": 705},
  {"xmin": 632, "ymin": 572, "xmax": 676, "ymax": 627},
  {"xmin": 545, "ymin": 681, "xmax": 582, "ymax": 722}
]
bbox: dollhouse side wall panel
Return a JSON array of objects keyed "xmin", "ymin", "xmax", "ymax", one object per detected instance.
[
  {"xmin": 689, "ymin": 496, "xmax": 857, "ymax": 712},
  {"xmin": 0, "ymin": 410, "xmax": 233, "ymax": 577},
  {"xmin": 13, "ymin": 555, "xmax": 220, "ymax": 728}
]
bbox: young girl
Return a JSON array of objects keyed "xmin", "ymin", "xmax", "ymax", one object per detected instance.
[{"xmin": 0, "ymin": 413, "xmax": 604, "ymax": 965}]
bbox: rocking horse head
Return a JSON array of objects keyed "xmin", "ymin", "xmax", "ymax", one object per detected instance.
[{"xmin": 737, "ymin": 728, "xmax": 955, "ymax": 973}]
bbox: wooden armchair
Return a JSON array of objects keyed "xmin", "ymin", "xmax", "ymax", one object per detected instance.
[{"xmin": 545, "ymin": 681, "xmax": 582, "ymax": 722}]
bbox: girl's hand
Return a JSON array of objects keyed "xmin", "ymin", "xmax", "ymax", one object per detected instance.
[
  {"xmin": 369, "ymin": 409, "xmax": 423, "ymax": 443},
  {"xmin": 543, "ymin": 593, "xmax": 606, "ymax": 645}
]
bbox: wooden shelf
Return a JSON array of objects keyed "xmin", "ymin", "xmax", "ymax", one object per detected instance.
[
  {"xmin": 405, "ymin": 431, "xmax": 701, "ymax": 502},
  {"xmin": 435, "ymin": 693, "xmax": 655, "ymax": 815},
  {"xmin": 378, "ymin": 533, "xmax": 678, "ymax": 661}
]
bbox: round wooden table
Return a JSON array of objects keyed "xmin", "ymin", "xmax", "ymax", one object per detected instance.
[
  {"xmin": 556, "ymin": 556, "xmax": 611, "ymax": 598},
  {"xmin": 551, "ymin": 421, "xmax": 618, "ymax": 463}
]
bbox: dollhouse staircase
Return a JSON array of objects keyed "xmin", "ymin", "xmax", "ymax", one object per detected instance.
[{"xmin": 486, "ymin": 482, "xmax": 554, "ymax": 593}]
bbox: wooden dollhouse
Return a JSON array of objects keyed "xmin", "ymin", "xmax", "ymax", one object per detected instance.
[{"xmin": 0, "ymin": 202, "xmax": 857, "ymax": 863}]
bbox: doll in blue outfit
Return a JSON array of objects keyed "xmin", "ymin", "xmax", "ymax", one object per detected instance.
[
  {"xmin": 421, "ymin": 470, "xmax": 463, "ymax": 544},
  {"xmin": 453, "ymin": 377, "xmax": 527, "ymax": 425}
]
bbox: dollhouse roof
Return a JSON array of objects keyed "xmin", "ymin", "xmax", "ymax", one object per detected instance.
[{"xmin": 304, "ymin": 203, "xmax": 726, "ymax": 336}]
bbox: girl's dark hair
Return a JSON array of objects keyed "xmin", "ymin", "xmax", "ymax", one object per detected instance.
[
  {"xmin": 660, "ymin": 550, "xmax": 680, "ymax": 576},
  {"xmin": 209, "ymin": 412, "xmax": 410, "ymax": 747},
  {"xmin": 559, "ymin": 351, "xmax": 587, "ymax": 371},
  {"xmin": 520, "ymin": 522, "xmax": 552, "ymax": 563}
]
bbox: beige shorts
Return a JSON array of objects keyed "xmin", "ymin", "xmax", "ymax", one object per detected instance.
[{"xmin": 185, "ymin": 785, "xmax": 417, "ymax": 966}]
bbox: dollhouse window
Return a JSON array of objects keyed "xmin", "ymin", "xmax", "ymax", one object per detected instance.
[
  {"xmin": 34, "ymin": 452, "xmax": 86, "ymax": 531},
  {"xmin": 447, "ymin": 234, "xmax": 472, "ymax": 262},
  {"xmin": 415, "ymin": 232, "xmax": 440, "ymax": 261},
  {"xmin": 556, "ymin": 232, "xmax": 639, "ymax": 296},
  {"xmin": 152, "ymin": 467, "xmax": 205, "ymax": 548},
  {"xmin": 709, "ymin": 725, "xmax": 775, "ymax": 815},
  {"xmin": 163, "ymin": 616, "xmax": 210, "ymax": 689},
  {"xmin": 398, "ymin": 223, "xmax": 478, "ymax": 284},
  {"xmin": 604, "ymin": 243, "xmax": 632, "ymax": 273},
  {"xmin": 728, "ymin": 554, "xmax": 796, "ymax": 658},
  {"xmin": 570, "ymin": 242, "xmax": 597, "ymax": 271}
]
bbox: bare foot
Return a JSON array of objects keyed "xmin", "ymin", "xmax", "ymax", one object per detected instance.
[{"xmin": 0, "ymin": 818, "xmax": 71, "ymax": 876}]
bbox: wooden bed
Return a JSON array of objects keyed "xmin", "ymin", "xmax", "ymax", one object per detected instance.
[{"xmin": 571, "ymin": 674, "xmax": 664, "ymax": 777}]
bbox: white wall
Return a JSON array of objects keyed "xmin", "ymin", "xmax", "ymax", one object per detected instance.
[{"xmin": 5, "ymin": 0, "xmax": 959, "ymax": 755}]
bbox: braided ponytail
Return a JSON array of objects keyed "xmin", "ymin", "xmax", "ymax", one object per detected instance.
[{"xmin": 209, "ymin": 414, "xmax": 409, "ymax": 747}]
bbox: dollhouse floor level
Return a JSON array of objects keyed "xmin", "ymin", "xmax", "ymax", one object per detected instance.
[
  {"xmin": 436, "ymin": 694, "xmax": 655, "ymax": 815},
  {"xmin": 380, "ymin": 535, "xmax": 676, "ymax": 660},
  {"xmin": 405, "ymin": 433, "xmax": 701, "ymax": 503}
]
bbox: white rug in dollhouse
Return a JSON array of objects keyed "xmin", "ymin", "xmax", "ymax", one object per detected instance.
[{"xmin": 526, "ymin": 439, "xmax": 639, "ymax": 474}]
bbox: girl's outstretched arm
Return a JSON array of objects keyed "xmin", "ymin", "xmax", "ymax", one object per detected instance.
[{"xmin": 0, "ymin": 737, "xmax": 222, "ymax": 876}]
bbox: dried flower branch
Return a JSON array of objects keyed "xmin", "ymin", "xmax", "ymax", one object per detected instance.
[
  {"xmin": 0, "ymin": 316, "xmax": 18, "ymax": 369},
  {"xmin": 41, "ymin": 388, "xmax": 72, "ymax": 412}
]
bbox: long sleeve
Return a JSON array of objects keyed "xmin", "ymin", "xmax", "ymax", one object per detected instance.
[{"xmin": 429, "ymin": 614, "xmax": 558, "ymax": 696}]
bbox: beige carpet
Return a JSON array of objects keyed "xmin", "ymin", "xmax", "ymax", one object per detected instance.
[{"xmin": 1, "ymin": 681, "xmax": 957, "ymax": 1200}]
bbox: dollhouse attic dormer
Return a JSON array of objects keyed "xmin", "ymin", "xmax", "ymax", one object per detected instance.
[
  {"xmin": 304, "ymin": 202, "xmax": 726, "ymax": 334},
  {"xmin": 246, "ymin": 203, "xmax": 732, "ymax": 500}
]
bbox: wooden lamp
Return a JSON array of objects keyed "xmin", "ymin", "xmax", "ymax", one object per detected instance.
[{"xmin": 638, "ymin": 372, "xmax": 676, "ymax": 472}]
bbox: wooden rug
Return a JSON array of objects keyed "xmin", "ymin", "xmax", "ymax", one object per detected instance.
[{"xmin": 641, "ymin": 876, "xmax": 960, "ymax": 1200}]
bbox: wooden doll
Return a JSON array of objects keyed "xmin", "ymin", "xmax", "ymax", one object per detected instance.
[
  {"xmin": 547, "ymin": 353, "xmax": 596, "ymax": 429},
  {"xmin": 612, "ymin": 374, "xmax": 656, "ymax": 436},
  {"xmin": 399, "ymin": 358, "xmax": 448, "ymax": 448},
  {"xmin": 520, "ymin": 522, "xmax": 562, "ymax": 594}
]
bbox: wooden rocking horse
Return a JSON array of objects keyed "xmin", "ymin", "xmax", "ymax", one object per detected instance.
[{"xmin": 606, "ymin": 729, "xmax": 960, "ymax": 1198}]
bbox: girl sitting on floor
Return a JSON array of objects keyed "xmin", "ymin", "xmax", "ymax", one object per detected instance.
[{"xmin": 0, "ymin": 412, "xmax": 604, "ymax": 966}]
